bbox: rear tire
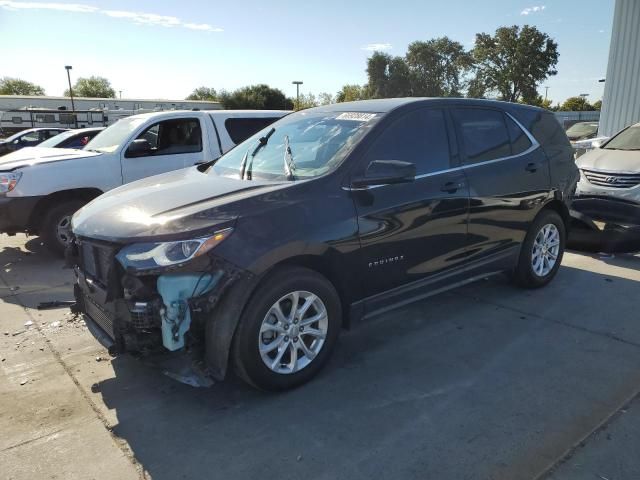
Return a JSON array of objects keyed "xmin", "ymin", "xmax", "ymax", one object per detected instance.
[
  {"xmin": 232, "ymin": 267, "xmax": 341, "ymax": 391},
  {"xmin": 512, "ymin": 209, "xmax": 566, "ymax": 288},
  {"xmin": 41, "ymin": 199, "xmax": 85, "ymax": 257}
]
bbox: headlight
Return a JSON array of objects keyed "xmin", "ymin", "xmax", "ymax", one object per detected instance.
[
  {"xmin": 0, "ymin": 172, "xmax": 22, "ymax": 194},
  {"xmin": 116, "ymin": 227, "xmax": 233, "ymax": 270}
]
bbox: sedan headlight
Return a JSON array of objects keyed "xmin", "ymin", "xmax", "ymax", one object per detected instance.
[
  {"xmin": 0, "ymin": 172, "xmax": 22, "ymax": 194},
  {"xmin": 116, "ymin": 227, "xmax": 233, "ymax": 270}
]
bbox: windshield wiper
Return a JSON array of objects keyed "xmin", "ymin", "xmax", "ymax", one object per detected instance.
[
  {"xmin": 283, "ymin": 135, "xmax": 296, "ymax": 181},
  {"xmin": 239, "ymin": 128, "xmax": 276, "ymax": 180},
  {"xmin": 246, "ymin": 128, "xmax": 275, "ymax": 180}
]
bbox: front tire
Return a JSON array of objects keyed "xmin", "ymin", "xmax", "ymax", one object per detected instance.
[
  {"xmin": 232, "ymin": 267, "xmax": 341, "ymax": 391},
  {"xmin": 513, "ymin": 210, "xmax": 566, "ymax": 288},
  {"xmin": 41, "ymin": 199, "xmax": 85, "ymax": 257}
]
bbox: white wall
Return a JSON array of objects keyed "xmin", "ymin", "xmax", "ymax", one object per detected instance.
[{"xmin": 599, "ymin": 0, "xmax": 640, "ymax": 136}]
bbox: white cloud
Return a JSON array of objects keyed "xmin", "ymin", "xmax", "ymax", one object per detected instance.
[
  {"xmin": 361, "ymin": 43, "xmax": 392, "ymax": 51},
  {"xmin": 0, "ymin": 1, "xmax": 222, "ymax": 32},
  {"xmin": 0, "ymin": 1, "xmax": 97, "ymax": 12},
  {"xmin": 521, "ymin": 5, "xmax": 546, "ymax": 15}
]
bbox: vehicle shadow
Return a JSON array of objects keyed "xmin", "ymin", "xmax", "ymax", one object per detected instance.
[
  {"xmin": 94, "ymin": 260, "xmax": 640, "ymax": 480},
  {"xmin": 0, "ymin": 234, "xmax": 73, "ymax": 307}
]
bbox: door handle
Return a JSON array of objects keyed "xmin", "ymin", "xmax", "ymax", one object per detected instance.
[
  {"xmin": 525, "ymin": 162, "xmax": 538, "ymax": 173},
  {"xmin": 440, "ymin": 181, "xmax": 464, "ymax": 193}
]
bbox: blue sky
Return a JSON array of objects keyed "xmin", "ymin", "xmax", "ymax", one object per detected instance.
[{"xmin": 0, "ymin": 0, "xmax": 613, "ymax": 104}]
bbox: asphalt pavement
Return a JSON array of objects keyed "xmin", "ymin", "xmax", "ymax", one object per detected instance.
[{"xmin": 1, "ymin": 233, "xmax": 639, "ymax": 480}]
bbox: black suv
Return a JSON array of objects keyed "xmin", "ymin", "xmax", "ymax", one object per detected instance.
[{"xmin": 70, "ymin": 98, "xmax": 577, "ymax": 391}]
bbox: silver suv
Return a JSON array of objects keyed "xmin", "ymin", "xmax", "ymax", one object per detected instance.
[{"xmin": 576, "ymin": 122, "xmax": 640, "ymax": 202}]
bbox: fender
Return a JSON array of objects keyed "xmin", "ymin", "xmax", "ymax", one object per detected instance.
[{"xmin": 204, "ymin": 272, "xmax": 263, "ymax": 380}]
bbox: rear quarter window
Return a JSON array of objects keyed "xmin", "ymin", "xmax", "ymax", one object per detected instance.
[{"xmin": 224, "ymin": 117, "xmax": 281, "ymax": 144}]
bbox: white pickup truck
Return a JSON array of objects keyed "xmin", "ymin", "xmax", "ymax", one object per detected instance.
[{"xmin": 0, "ymin": 109, "xmax": 287, "ymax": 254}]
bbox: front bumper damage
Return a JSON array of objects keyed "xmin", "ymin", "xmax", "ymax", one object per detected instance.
[
  {"xmin": 569, "ymin": 196, "xmax": 640, "ymax": 253},
  {"xmin": 69, "ymin": 237, "xmax": 250, "ymax": 383}
]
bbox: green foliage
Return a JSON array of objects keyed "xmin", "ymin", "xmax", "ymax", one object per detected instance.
[
  {"xmin": 519, "ymin": 95, "xmax": 555, "ymax": 110},
  {"xmin": 218, "ymin": 84, "xmax": 293, "ymax": 110},
  {"xmin": 317, "ymin": 92, "xmax": 335, "ymax": 105},
  {"xmin": 471, "ymin": 25, "xmax": 558, "ymax": 102},
  {"xmin": 64, "ymin": 76, "xmax": 116, "ymax": 98},
  {"xmin": 592, "ymin": 99, "xmax": 602, "ymax": 111},
  {"xmin": 364, "ymin": 37, "xmax": 472, "ymax": 99},
  {"xmin": 558, "ymin": 96, "xmax": 594, "ymax": 111},
  {"xmin": 336, "ymin": 84, "xmax": 369, "ymax": 103},
  {"xmin": 0, "ymin": 77, "xmax": 45, "ymax": 95},
  {"xmin": 186, "ymin": 87, "xmax": 218, "ymax": 101},
  {"xmin": 295, "ymin": 93, "xmax": 319, "ymax": 110},
  {"xmin": 405, "ymin": 38, "xmax": 473, "ymax": 96}
]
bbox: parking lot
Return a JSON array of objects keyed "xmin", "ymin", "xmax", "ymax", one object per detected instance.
[{"xmin": 1, "ymin": 233, "xmax": 640, "ymax": 479}]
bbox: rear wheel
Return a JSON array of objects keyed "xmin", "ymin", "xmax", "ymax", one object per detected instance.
[
  {"xmin": 232, "ymin": 267, "xmax": 341, "ymax": 391},
  {"xmin": 41, "ymin": 199, "xmax": 85, "ymax": 257},
  {"xmin": 512, "ymin": 210, "xmax": 566, "ymax": 288}
]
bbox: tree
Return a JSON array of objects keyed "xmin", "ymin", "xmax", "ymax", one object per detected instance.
[
  {"xmin": 64, "ymin": 76, "xmax": 116, "ymax": 98},
  {"xmin": 592, "ymin": 99, "xmax": 602, "ymax": 111},
  {"xmin": 471, "ymin": 25, "xmax": 559, "ymax": 102},
  {"xmin": 520, "ymin": 94, "xmax": 554, "ymax": 110},
  {"xmin": 186, "ymin": 87, "xmax": 217, "ymax": 101},
  {"xmin": 405, "ymin": 37, "xmax": 473, "ymax": 97},
  {"xmin": 558, "ymin": 96, "xmax": 594, "ymax": 111},
  {"xmin": 336, "ymin": 84, "xmax": 369, "ymax": 102},
  {"xmin": 318, "ymin": 92, "xmax": 335, "ymax": 105},
  {"xmin": 295, "ymin": 93, "xmax": 318, "ymax": 110},
  {"xmin": 366, "ymin": 52, "xmax": 411, "ymax": 98},
  {"xmin": 0, "ymin": 77, "xmax": 45, "ymax": 95},
  {"xmin": 218, "ymin": 84, "xmax": 293, "ymax": 110}
]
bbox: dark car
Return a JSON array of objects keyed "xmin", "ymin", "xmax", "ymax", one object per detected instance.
[
  {"xmin": 0, "ymin": 128, "xmax": 68, "ymax": 156},
  {"xmin": 70, "ymin": 98, "xmax": 578, "ymax": 391},
  {"xmin": 35, "ymin": 127, "xmax": 104, "ymax": 149}
]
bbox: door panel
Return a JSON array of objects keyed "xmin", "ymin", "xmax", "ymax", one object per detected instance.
[
  {"xmin": 354, "ymin": 172, "xmax": 469, "ymax": 298},
  {"xmin": 451, "ymin": 108, "xmax": 551, "ymax": 263},
  {"xmin": 122, "ymin": 118, "xmax": 203, "ymax": 183},
  {"xmin": 351, "ymin": 107, "xmax": 470, "ymax": 299}
]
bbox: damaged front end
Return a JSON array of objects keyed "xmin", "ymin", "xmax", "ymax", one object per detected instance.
[{"xmin": 68, "ymin": 229, "xmax": 247, "ymax": 377}]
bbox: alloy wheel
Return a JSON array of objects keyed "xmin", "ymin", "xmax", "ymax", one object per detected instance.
[
  {"xmin": 258, "ymin": 290, "xmax": 328, "ymax": 375},
  {"xmin": 531, "ymin": 223, "xmax": 560, "ymax": 277}
]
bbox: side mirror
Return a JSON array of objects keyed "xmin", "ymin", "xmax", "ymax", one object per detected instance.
[
  {"xmin": 591, "ymin": 140, "xmax": 602, "ymax": 149},
  {"xmin": 126, "ymin": 138, "xmax": 152, "ymax": 157},
  {"xmin": 351, "ymin": 160, "xmax": 416, "ymax": 188}
]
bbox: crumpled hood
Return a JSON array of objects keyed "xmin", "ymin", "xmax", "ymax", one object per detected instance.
[
  {"xmin": 0, "ymin": 146, "xmax": 101, "ymax": 171},
  {"xmin": 576, "ymin": 148, "xmax": 640, "ymax": 173},
  {"xmin": 72, "ymin": 166, "xmax": 288, "ymax": 242}
]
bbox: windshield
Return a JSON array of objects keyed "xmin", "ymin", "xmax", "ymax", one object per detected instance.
[
  {"xmin": 566, "ymin": 122, "xmax": 598, "ymax": 136},
  {"xmin": 4, "ymin": 130, "xmax": 37, "ymax": 142},
  {"xmin": 38, "ymin": 129, "xmax": 79, "ymax": 148},
  {"xmin": 212, "ymin": 111, "xmax": 379, "ymax": 181},
  {"xmin": 604, "ymin": 125, "xmax": 640, "ymax": 151},
  {"xmin": 85, "ymin": 117, "xmax": 147, "ymax": 153}
]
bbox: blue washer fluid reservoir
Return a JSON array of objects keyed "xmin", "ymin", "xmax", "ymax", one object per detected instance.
[{"xmin": 156, "ymin": 272, "xmax": 222, "ymax": 351}]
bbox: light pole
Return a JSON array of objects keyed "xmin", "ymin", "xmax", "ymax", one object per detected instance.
[
  {"xmin": 292, "ymin": 80, "xmax": 303, "ymax": 110},
  {"xmin": 118, "ymin": 90, "xmax": 122, "ymax": 99},
  {"xmin": 64, "ymin": 65, "xmax": 78, "ymax": 128},
  {"xmin": 544, "ymin": 86, "xmax": 549, "ymax": 101}
]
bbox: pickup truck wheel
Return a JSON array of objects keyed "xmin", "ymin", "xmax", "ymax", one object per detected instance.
[
  {"xmin": 512, "ymin": 210, "xmax": 566, "ymax": 288},
  {"xmin": 41, "ymin": 200, "xmax": 85, "ymax": 257},
  {"xmin": 232, "ymin": 267, "xmax": 341, "ymax": 391}
]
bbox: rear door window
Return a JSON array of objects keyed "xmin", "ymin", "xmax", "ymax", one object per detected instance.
[
  {"xmin": 365, "ymin": 108, "xmax": 451, "ymax": 175},
  {"xmin": 224, "ymin": 117, "xmax": 281, "ymax": 144},
  {"xmin": 453, "ymin": 108, "xmax": 511, "ymax": 164}
]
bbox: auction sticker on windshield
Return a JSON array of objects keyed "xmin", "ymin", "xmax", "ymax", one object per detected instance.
[{"xmin": 336, "ymin": 112, "xmax": 376, "ymax": 122}]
